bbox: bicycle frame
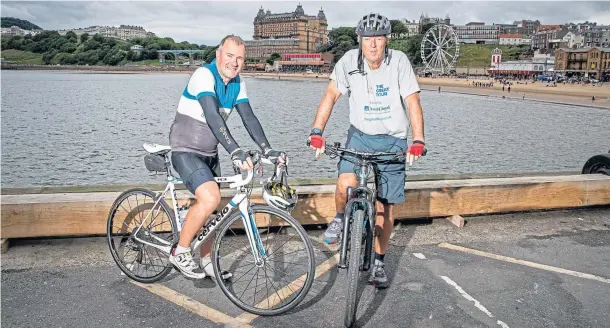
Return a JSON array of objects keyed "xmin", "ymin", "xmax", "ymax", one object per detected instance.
[
  {"xmin": 338, "ymin": 161, "xmax": 377, "ymax": 270},
  {"xmin": 131, "ymin": 156, "xmax": 271, "ymax": 266}
]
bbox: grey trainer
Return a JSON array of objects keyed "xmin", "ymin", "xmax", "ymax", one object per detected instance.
[
  {"xmin": 324, "ymin": 217, "xmax": 343, "ymax": 244},
  {"xmin": 368, "ymin": 260, "xmax": 389, "ymax": 289}
]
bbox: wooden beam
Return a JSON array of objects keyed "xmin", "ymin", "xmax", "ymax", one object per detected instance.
[
  {"xmin": 1, "ymin": 174, "xmax": 609, "ymax": 239},
  {"xmin": 446, "ymin": 215, "xmax": 465, "ymax": 228}
]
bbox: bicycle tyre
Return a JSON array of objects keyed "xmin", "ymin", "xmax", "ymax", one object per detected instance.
[
  {"xmin": 212, "ymin": 204, "xmax": 315, "ymax": 316},
  {"xmin": 106, "ymin": 188, "xmax": 177, "ymax": 283},
  {"xmin": 345, "ymin": 208, "xmax": 365, "ymax": 327}
]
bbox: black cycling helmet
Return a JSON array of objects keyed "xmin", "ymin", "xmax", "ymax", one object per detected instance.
[
  {"xmin": 354, "ymin": 13, "xmax": 392, "ymax": 74},
  {"xmin": 356, "ymin": 13, "xmax": 392, "ymax": 37}
]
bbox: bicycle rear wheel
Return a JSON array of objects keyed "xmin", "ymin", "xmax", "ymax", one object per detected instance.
[
  {"xmin": 212, "ymin": 205, "xmax": 315, "ymax": 316},
  {"xmin": 345, "ymin": 209, "xmax": 365, "ymax": 327},
  {"xmin": 107, "ymin": 188, "xmax": 178, "ymax": 283}
]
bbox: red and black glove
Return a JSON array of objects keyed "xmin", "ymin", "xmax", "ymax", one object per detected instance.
[
  {"xmin": 308, "ymin": 128, "xmax": 325, "ymax": 149},
  {"xmin": 407, "ymin": 140, "xmax": 426, "ymax": 156}
]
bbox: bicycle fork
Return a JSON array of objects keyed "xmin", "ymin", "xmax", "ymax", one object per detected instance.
[{"xmin": 238, "ymin": 201, "xmax": 267, "ymax": 266}]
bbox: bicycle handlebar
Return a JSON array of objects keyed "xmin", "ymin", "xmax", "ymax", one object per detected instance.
[
  {"xmin": 307, "ymin": 140, "xmax": 427, "ymax": 161},
  {"xmin": 228, "ymin": 150, "xmax": 278, "ymax": 188}
]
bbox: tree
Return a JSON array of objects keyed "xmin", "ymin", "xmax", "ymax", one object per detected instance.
[
  {"xmin": 266, "ymin": 52, "xmax": 282, "ymax": 65},
  {"xmin": 60, "ymin": 42, "xmax": 77, "ymax": 53},
  {"xmin": 390, "ymin": 20, "xmax": 407, "ymax": 39},
  {"xmin": 42, "ymin": 49, "xmax": 58, "ymax": 64},
  {"xmin": 328, "ymin": 27, "xmax": 357, "ymax": 46},
  {"xmin": 80, "ymin": 33, "xmax": 89, "ymax": 43},
  {"xmin": 203, "ymin": 46, "xmax": 217, "ymax": 63},
  {"xmin": 420, "ymin": 23, "xmax": 435, "ymax": 35},
  {"xmin": 1, "ymin": 17, "xmax": 42, "ymax": 30},
  {"xmin": 65, "ymin": 31, "xmax": 78, "ymax": 43},
  {"xmin": 389, "ymin": 34, "xmax": 424, "ymax": 66}
]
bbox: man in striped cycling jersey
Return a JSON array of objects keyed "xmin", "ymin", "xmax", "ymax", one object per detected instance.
[{"xmin": 168, "ymin": 35, "xmax": 287, "ymax": 279}]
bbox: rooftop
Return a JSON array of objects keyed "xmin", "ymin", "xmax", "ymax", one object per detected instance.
[
  {"xmin": 500, "ymin": 34, "xmax": 524, "ymax": 38},
  {"xmin": 557, "ymin": 46, "xmax": 610, "ymax": 53}
]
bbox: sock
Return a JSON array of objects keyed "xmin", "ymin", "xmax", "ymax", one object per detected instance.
[
  {"xmin": 335, "ymin": 212, "xmax": 345, "ymax": 221},
  {"xmin": 200, "ymin": 256, "xmax": 211, "ymax": 268},
  {"xmin": 375, "ymin": 253, "xmax": 385, "ymax": 263},
  {"xmin": 173, "ymin": 245, "xmax": 190, "ymax": 255}
]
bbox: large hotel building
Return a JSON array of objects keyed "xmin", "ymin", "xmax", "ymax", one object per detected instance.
[{"xmin": 245, "ymin": 4, "xmax": 328, "ymax": 59}]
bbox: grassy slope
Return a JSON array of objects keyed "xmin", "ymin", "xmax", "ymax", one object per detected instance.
[
  {"xmin": 457, "ymin": 44, "xmax": 528, "ymax": 68},
  {"xmin": 1, "ymin": 49, "xmax": 43, "ymax": 64}
]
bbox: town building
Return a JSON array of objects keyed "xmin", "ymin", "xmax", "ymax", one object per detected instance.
[
  {"xmin": 565, "ymin": 21, "xmax": 598, "ymax": 34},
  {"xmin": 399, "ymin": 19, "xmax": 421, "ymax": 37},
  {"xmin": 1, "ymin": 26, "xmax": 41, "ymax": 37},
  {"xmin": 488, "ymin": 48, "xmax": 554, "ymax": 77},
  {"xmin": 419, "ymin": 13, "xmax": 451, "ymax": 28},
  {"xmin": 554, "ymin": 47, "xmax": 610, "ymax": 80},
  {"xmin": 513, "ymin": 20, "xmax": 540, "ymax": 36},
  {"xmin": 454, "ymin": 22, "xmax": 499, "ymax": 44},
  {"xmin": 56, "ymin": 25, "xmax": 155, "ymax": 40},
  {"xmin": 272, "ymin": 52, "xmax": 334, "ymax": 73},
  {"xmin": 499, "ymin": 34, "xmax": 531, "ymax": 46},
  {"xmin": 244, "ymin": 38, "xmax": 300, "ymax": 58},
  {"xmin": 583, "ymin": 26, "xmax": 610, "ymax": 47},
  {"xmin": 532, "ymin": 27, "xmax": 568, "ymax": 53},
  {"xmin": 246, "ymin": 4, "xmax": 328, "ymax": 59},
  {"xmin": 494, "ymin": 23, "xmax": 523, "ymax": 35}
]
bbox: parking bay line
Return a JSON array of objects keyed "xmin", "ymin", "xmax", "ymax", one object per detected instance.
[
  {"xmin": 131, "ymin": 281, "xmax": 253, "ymax": 327},
  {"xmin": 439, "ymin": 242, "xmax": 610, "ymax": 284}
]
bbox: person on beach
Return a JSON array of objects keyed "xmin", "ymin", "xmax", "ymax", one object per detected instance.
[
  {"xmin": 307, "ymin": 13, "xmax": 426, "ymax": 289},
  {"xmin": 167, "ymin": 35, "xmax": 289, "ymax": 279}
]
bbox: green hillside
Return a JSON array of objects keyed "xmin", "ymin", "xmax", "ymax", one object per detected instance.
[
  {"xmin": 1, "ymin": 17, "xmax": 42, "ymax": 30},
  {"xmin": 457, "ymin": 44, "xmax": 532, "ymax": 68},
  {"xmin": 1, "ymin": 49, "xmax": 43, "ymax": 64}
]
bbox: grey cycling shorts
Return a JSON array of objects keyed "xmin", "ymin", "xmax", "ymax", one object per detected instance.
[{"xmin": 338, "ymin": 126, "xmax": 408, "ymax": 204}]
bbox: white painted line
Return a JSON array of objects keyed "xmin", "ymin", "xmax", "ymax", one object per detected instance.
[
  {"xmin": 440, "ymin": 275, "xmax": 509, "ymax": 328},
  {"xmin": 413, "ymin": 253, "xmax": 427, "ymax": 260},
  {"xmin": 440, "ymin": 242, "xmax": 610, "ymax": 284}
]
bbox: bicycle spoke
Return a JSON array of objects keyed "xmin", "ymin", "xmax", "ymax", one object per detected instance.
[
  {"xmin": 265, "ymin": 248, "xmax": 306, "ymax": 260},
  {"xmin": 262, "ymin": 265, "xmax": 284, "ymax": 306},
  {"xmin": 265, "ymin": 233, "xmax": 297, "ymax": 258},
  {"xmin": 231, "ymin": 263, "xmax": 259, "ymax": 284}
]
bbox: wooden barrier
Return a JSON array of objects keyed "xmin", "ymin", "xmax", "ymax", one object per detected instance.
[{"xmin": 1, "ymin": 174, "xmax": 609, "ymax": 239}]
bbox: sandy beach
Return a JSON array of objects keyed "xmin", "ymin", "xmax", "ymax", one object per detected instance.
[{"xmin": 241, "ymin": 72, "xmax": 609, "ymax": 108}]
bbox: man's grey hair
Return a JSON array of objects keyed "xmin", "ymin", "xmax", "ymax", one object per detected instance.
[{"xmin": 219, "ymin": 35, "xmax": 245, "ymax": 49}]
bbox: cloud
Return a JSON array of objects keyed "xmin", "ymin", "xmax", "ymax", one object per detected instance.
[{"xmin": 1, "ymin": 1, "xmax": 609, "ymax": 45}]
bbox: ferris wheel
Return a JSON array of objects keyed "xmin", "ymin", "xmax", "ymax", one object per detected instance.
[{"xmin": 420, "ymin": 24, "xmax": 460, "ymax": 74}]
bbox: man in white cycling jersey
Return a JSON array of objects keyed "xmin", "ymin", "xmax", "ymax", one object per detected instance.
[
  {"xmin": 168, "ymin": 35, "xmax": 288, "ymax": 279},
  {"xmin": 308, "ymin": 13, "xmax": 426, "ymax": 289}
]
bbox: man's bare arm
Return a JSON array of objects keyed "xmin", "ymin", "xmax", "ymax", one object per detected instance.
[
  {"xmin": 312, "ymin": 80, "xmax": 342, "ymax": 131},
  {"xmin": 405, "ymin": 92, "xmax": 424, "ymax": 142}
]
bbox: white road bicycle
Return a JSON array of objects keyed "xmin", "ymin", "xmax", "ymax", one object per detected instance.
[{"xmin": 107, "ymin": 143, "xmax": 315, "ymax": 316}]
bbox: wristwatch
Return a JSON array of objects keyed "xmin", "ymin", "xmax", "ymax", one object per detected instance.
[{"xmin": 310, "ymin": 128, "xmax": 323, "ymax": 136}]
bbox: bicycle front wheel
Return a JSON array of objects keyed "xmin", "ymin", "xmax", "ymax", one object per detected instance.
[
  {"xmin": 212, "ymin": 205, "xmax": 315, "ymax": 316},
  {"xmin": 345, "ymin": 208, "xmax": 365, "ymax": 327}
]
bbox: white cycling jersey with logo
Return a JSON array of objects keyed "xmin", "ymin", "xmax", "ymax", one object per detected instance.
[{"xmin": 330, "ymin": 49, "xmax": 421, "ymax": 139}]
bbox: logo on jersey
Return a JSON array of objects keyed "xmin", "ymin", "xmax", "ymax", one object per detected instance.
[
  {"xmin": 219, "ymin": 127, "xmax": 232, "ymax": 145},
  {"xmin": 376, "ymin": 84, "xmax": 389, "ymax": 97}
]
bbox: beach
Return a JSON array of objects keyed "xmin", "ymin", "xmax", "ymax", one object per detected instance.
[{"xmin": 240, "ymin": 72, "xmax": 610, "ymax": 108}]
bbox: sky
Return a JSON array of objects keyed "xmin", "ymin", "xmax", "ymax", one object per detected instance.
[{"xmin": 2, "ymin": 1, "xmax": 609, "ymax": 46}]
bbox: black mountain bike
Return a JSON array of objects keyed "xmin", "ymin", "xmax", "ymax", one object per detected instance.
[{"xmin": 323, "ymin": 141, "xmax": 425, "ymax": 327}]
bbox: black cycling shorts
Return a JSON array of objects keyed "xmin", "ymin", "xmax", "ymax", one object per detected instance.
[{"xmin": 171, "ymin": 151, "xmax": 221, "ymax": 195}]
